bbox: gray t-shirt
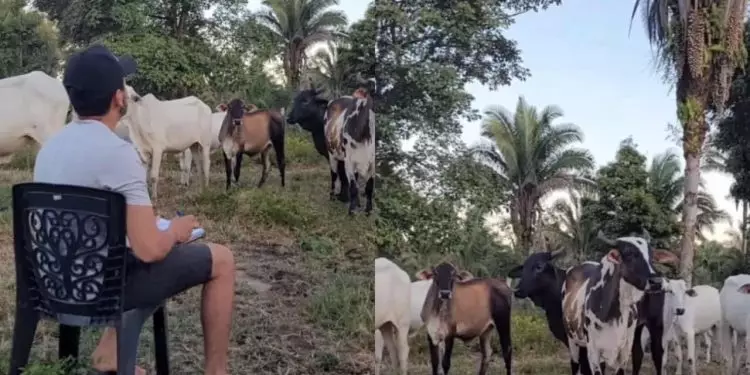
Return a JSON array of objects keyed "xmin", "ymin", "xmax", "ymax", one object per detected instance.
[{"xmin": 33, "ymin": 119, "xmax": 152, "ymax": 207}]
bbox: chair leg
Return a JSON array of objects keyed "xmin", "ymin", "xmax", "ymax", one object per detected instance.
[
  {"xmin": 9, "ymin": 307, "xmax": 39, "ymax": 375},
  {"xmin": 116, "ymin": 308, "xmax": 154, "ymax": 375},
  {"xmin": 58, "ymin": 324, "xmax": 81, "ymax": 371},
  {"xmin": 153, "ymin": 305, "xmax": 170, "ymax": 374}
]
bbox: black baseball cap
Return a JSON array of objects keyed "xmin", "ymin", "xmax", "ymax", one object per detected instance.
[{"xmin": 63, "ymin": 44, "xmax": 137, "ymax": 97}]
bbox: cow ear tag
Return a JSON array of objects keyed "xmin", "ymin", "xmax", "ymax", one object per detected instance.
[{"xmin": 607, "ymin": 249, "xmax": 621, "ymax": 264}]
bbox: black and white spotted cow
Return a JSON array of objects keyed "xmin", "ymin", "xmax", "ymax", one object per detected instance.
[
  {"xmin": 287, "ymin": 80, "xmax": 376, "ymax": 215},
  {"xmin": 561, "ymin": 231, "xmax": 679, "ymax": 375}
]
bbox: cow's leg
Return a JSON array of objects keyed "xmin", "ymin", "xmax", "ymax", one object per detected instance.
[
  {"xmin": 648, "ymin": 322, "xmax": 665, "ymax": 375},
  {"xmin": 477, "ymin": 330, "xmax": 492, "ymax": 375},
  {"xmin": 374, "ymin": 329, "xmax": 383, "ymax": 375},
  {"xmin": 200, "ymin": 143, "xmax": 211, "ymax": 188},
  {"xmin": 222, "ymin": 151, "xmax": 233, "ymax": 190},
  {"xmin": 568, "ymin": 343, "xmax": 582, "ymax": 375},
  {"xmin": 586, "ymin": 344, "xmax": 602, "ymax": 375},
  {"xmin": 364, "ymin": 175, "xmax": 374, "ymax": 215},
  {"xmin": 427, "ymin": 335, "xmax": 441, "ymax": 375},
  {"xmin": 396, "ymin": 324, "xmax": 409, "ymax": 375},
  {"xmin": 674, "ymin": 334, "xmax": 684, "ymax": 375},
  {"xmin": 233, "ymin": 151, "xmax": 243, "ymax": 183},
  {"xmin": 441, "ymin": 335, "xmax": 454, "ymax": 375},
  {"xmin": 705, "ymin": 330, "xmax": 712, "ymax": 363},
  {"xmin": 631, "ymin": 325, "xmax": 645, "ymax": 374},
  {"xmin": 344, "ymin": 156, "xmax": 359, "ymax": 214},
  {"xmin": 720, "ymin": 322, "xmax": 733, "ymax": 375},
  {"xmin": 328, "ymin": 155, "xmax": 340, "ymax": 200},
  {"xmin": 685, "ymin": 328, "xmax": 696, "ymax": 375},
  {"xmin": 179, "ymin": 149, "xmax": 192, "ymax": 186},
  {"xmin": 257, "ymin": 148, "xmax": 270, "ymax": 188},
  {"xmin": 336, "ymin": 159, "xmax": 349, "ymax": 202},
  {"xmin": 149, "ymin": 149, "xmax": 163, "ymax": 199}
]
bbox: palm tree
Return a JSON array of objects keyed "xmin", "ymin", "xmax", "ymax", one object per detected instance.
[
  {"xmin": 630, "ymin": 0, "xmax": 748, "ymax": 285},
  {"xmin": 647, "ymin": 150, "xmax": 731, "ymax": 241},
  {"xmin": 306, "ymin": 40, "xmax": 349, "ymax": 98},
  {"xmin": 544, "ymin": 190, "xmax": 599, "ymax": 262},
  {"xmin": 472, "ymin": 96, "xmax": 595, "ymax": 251},
  {"xmin": 256, "ymin": 0, "xmax": 348, "ymax": 89}
]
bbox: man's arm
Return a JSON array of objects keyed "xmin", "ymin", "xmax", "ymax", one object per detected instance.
[{"xmin": 103, "ymin": 143, "xmax": 177, "ymax": 262}]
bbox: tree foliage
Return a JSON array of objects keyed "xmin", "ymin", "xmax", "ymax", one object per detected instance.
[{"xmin": 0, "ymin": 0, "xmax": 60, "ymax": 78}]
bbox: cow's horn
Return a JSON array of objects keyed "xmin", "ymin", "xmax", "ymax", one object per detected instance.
[
  {"xmin": 641, "ymin": 228, "xmax": 652, "ymax": 242},
  {"xmin": 549, "ymin": 248, "xmax": 564, "ymax": 259},
  {"xmin": 597, "ymin": 230, "xmax": 617, "ymax": 246}
]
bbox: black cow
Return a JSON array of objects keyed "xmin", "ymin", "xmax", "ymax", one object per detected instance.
[
  {"xmin": 286, "ymin": 87, "xmax": 349, "ymax": 202},
  {"xmin": 509, "ymin": 238, "xmax": 682, "ymax": 375}
]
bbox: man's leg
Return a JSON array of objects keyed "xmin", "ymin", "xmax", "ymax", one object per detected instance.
[
  {"xmin": 92, "ymin": 242, "xmax": 235, "ymax": 375},
  {"xmin": 202, "ymin": 243, "xmax": 235, "ymax": 375}
]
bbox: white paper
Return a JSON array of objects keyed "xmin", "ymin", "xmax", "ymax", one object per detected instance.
[{"xmin": 156, "ymin": 216, "xmax": 206, "ymax": 242}]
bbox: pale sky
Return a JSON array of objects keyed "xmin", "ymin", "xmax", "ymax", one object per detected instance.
[{"xmin": 246, "ymin": 0, "xmax": 739, "ymax": 241}]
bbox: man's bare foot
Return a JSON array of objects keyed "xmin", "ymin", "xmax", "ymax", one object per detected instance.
[{"xmin": 92, "ymin": 327, "xmax": 147, "ymax": 374}]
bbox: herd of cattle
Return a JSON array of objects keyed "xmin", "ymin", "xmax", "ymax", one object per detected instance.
[
  {"xmin": 0, "ymin": 70, "xmax": 376, "ymax": 214},
  {"xmin": 375, "ymin": 230, "xmax": 750, "ymax": 375}
]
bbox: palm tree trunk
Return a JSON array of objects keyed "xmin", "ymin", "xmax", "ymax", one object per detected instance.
[
  {"xmin": 679, "ymin": 117, "xmax": 706, "ymax": 287},
  {"xmin": 742, "ymin": 200, "xmax": 748, "ymax": 254}
]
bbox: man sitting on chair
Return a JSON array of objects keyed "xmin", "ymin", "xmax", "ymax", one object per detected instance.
[{"xmin": 32, "ymin": 44, "xmax": 236, "ymax": 375}]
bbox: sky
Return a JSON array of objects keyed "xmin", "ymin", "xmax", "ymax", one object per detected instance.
[
  {"xmin": 245, "ymin": 0, "xmax": 739, "ymax": 241},
  {"xmin": 458, "ymin": 0, "xmax": 739, "ymax": 241}
]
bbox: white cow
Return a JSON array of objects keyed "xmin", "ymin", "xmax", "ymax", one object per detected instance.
[
  {"xmin": 122, "ymin": 86, "xmax": 213, "ymax": 198},
  {"xmin": 409, "ymin": 279, "xmax": 431, "ymax": 336},
  {"xmin": 179, "ymin": 107, "xmax": 227, "ymax": 185},
  {"xmin": 720, "ymin": 274, "xmax": 750, "ymax": 375},
  {"xmin": 374, "ymin": 257, "xmax": 410, "ymax": 375},
  {"xmin": 665, "ymin": 283, "xmax": 721, "ymax": 375},
  {"xmin": 0, "ymin": 71, "xmax": 69, "ymax": 159}
]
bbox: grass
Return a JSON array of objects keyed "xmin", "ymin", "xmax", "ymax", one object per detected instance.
[
  {"xmin": 0, "ymin": 130, "xmax": 731, "ymax": 374},
  {"xmin": 0, "ymin": 130, "xmax": 374, "ymax": 374}
]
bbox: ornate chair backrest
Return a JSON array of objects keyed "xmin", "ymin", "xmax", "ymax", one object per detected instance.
[{"xmin": 12, "ymin": 183, "xmax": 129, "ymax": 327}]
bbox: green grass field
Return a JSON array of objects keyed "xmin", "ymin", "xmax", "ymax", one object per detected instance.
[{"xmin": 0, "ymin": 131, "xmax": 729, "ymax": 374}]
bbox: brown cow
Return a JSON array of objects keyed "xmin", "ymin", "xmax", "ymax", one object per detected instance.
[
  {"xmin": 417, "ymin": 262, "xmax": 513, "ymax": 375},
  {"xmin": 217, "ymin": 98, "xmax": 286, "ymax": 190}
]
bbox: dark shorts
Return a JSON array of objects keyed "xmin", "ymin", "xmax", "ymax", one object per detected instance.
[{"xmin": 123, "ymin": 242, "xmax": 213, "ymax": 310}]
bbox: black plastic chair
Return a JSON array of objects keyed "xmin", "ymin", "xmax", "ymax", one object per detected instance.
[{"xmin": 8, "ymin": 183, "xmax": 170, "ymax": 375}]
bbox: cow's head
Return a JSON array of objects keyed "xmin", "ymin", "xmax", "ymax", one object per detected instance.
[
  {"xmin": 597, "ymin": 230, "xmax": 679, "ymax": 292},
  {"xmin": 508, "ymin": 248, "xmax": 564, "ymax": 300},
  {"xmin": 222, "ymin": 98, "xmax": 246, "ymax": 128},
  {"xmin": 287, "ymin": 87, "xmax": 328, "ymax": 129},
  {"xmin": 417, "ymin": 262, "xmax": 472, "ymax": 300},
  {"xmin": 665, "ymin": 279, "xmax": 692, "ymax": 317}
]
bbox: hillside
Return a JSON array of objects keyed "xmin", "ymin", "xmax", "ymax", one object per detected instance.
[{"xmin": 0, "ymin": 130, "xmax": 374, "ymax": 374}]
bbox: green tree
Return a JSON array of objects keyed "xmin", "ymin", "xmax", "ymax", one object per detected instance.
[
  {"xmin": 585, "ymin": 139, "xmax": 681, "ymax": 250},
  {"xmin": 647, "ymin": 151, "xmax": 730, "ymax": 241},
  {"xmin": 631, "ymin": 0, "xmax": 749, "ymax": 285},
  {"xmin": 473, "ymin": 96, "xmax": 595, "ymax": 251},
  {"xmin": 544, "ymin": 190, "xmax": 599, "ymax": 263},
  {"xmin": 255, "ymin": 0, "xmax": 348, "ymax": 89},
  {"xmin": 0, "ymin": 0, "xmax": 60, "ymax": 78}
]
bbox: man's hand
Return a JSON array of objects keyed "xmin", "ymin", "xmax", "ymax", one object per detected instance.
[{"xmin": 170, "ymin": 215, "xmax": 199, "ymax": 243}]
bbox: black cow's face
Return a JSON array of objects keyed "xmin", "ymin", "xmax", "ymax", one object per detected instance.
[
  {"xmin": 287, "ymin": 88, "xmax": 327, "ymax": 127},
  {"xmin": 509, "ymin": 251, "xmax": 561, "ymax": 299},
  {"xmin": 432, "ymin": 262, "xmax": 460, "ymax": 300},
  {"xmin": 607, "ymin": 236, "xmax": 678, "ymax": 292},
  {"xmin": 226, "ymin": 98, "xmax": 245, "ymax": 127}
]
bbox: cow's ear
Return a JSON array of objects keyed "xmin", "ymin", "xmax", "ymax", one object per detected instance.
[
  {"xmin": 653, "ymin": 249, "xmax": 679, "ymax": 265},
  {"xmin": 416, "ymin": 269, "xmax": 433, "ymax": 280},
  {"xmin": 216, "ymin": 104, "xmax": 227, "ymax": 111},
  {"xmin": 607, "ymin": 249, "xmax": 621, "ymax": 264},
  {"xmin": 508, "ymin": 265, "xmax": 523, "ymax": 278},
  {"xmin": 685, "ymin": 288, "xmax": 697, "ymax": 297},
  {"xmin": 457, "ymin": 270, "xmax": 474, "ymax": 281},
  {"xmin": 738, "ymin": 283, "xmax": 750, "ymax": 294}
]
